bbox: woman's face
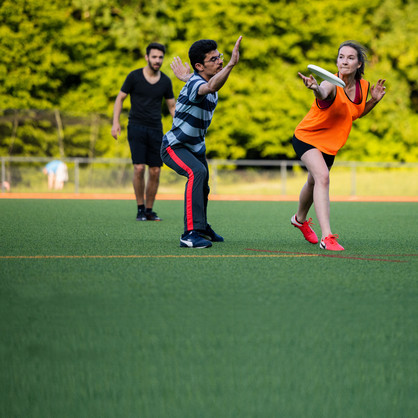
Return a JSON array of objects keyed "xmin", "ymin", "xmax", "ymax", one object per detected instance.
[{"xmin": 337, "ymin": 46, "xmax": 361, "ymax": 77}]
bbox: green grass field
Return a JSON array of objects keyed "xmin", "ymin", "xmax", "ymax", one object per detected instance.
[{"xmin": 1, "ymin": 199, "xmax": 417, "ymax": 418}]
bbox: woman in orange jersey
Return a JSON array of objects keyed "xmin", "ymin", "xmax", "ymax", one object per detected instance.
[{"xmin": 291, "ymin": 41, "xmax": 386, "ymax": 251}]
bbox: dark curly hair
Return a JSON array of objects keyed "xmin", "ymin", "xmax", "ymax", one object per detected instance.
[{"xmin": 188, "ymin": 39, "xmax": 218, "ymax": 71}]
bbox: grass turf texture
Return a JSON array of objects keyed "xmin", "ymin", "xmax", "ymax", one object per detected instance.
[{"xmin": 1, "ymin": 199, "xmax": 417, "ymax": 417}]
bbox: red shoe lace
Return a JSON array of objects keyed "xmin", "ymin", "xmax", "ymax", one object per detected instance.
[
  {"xmin": 326, "ymin": 234, "xmax": 340, "ymax": 243},
  {"xmin": 300, "ymin": 218, "xmax": 315, "ymax": 233},
  {"xmin": 305, "ymin": 218, "xmax": 315, "ymax": 227}
]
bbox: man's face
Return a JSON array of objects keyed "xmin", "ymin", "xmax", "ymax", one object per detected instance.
[
  {"xmin": 200, "ymin": 50, "xmax": 224, "ymax": 78},
  {"xmin": 146, "ymin": 48, "xmax": 164, "ymax": 72}
]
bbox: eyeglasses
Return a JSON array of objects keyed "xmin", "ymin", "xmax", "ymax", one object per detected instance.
[{"xmin": 204, "ymin": 53, "xmax": 224, "ymax": 63}]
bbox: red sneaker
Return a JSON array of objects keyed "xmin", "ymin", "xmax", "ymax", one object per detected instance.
[
  {"xmin": 320, "ymin": 234, "xmax": 345, "ymax": 251},
  {"xmin": 291, "ymin": 214, "xmax": 318, "ymax": 244}
]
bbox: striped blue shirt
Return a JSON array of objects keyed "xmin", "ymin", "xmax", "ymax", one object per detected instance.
[{"xmin": 163, "ymin": 73, "xmax": 218, "ymax": 155}]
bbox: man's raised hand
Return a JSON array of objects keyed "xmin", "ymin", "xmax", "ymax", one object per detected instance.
[{"xmin": 171, "ymin": 56, "xmax": 191, "ymax": 82}]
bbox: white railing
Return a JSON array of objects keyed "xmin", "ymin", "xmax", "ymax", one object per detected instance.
[
  {"xmin": 208, "ymin": 159, "xmax": 418, "ymax": 196},
  {"xmin": 1, "ymin": 156, "xmax": 417, "ymax": 196}
]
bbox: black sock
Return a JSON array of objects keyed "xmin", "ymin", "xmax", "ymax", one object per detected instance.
[
  {"xmin": 145, "ymin": 208, "xmax": 152, "ymax": 213},
  {"xmin": 138, "ymin": 204, "xmax": 145, "ymax": 211}
]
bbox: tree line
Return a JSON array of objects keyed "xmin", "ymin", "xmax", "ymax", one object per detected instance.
[{"xmin": 0, "ymin": 0, "xmax": 417, "ymax": 162}]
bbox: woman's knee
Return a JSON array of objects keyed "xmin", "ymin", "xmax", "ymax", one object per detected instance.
[
  {"xmin": 307, "ymin": 173, "xmax": 315, "ymax": 187},
  {"xmin": 314, "ymin": 170, "xmax": 330, "ymax": 187}
]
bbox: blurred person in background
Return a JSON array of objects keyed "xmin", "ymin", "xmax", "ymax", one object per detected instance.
[
  {"xmin": 111, "ymin": 43, "xmax": 176, "ymax": 221},
  {"xmin": 43, "ymin": 160, "xmax": 68, "ymax": 190}
]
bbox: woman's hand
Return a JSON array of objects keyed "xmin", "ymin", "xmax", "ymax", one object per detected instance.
[
  {"xmin": 370, "ymin": 79, "xmax": 386, "ymax": 102},
  {"xmin": 298, "ymin": 72, "xmax": 319, "ymax": 91}
]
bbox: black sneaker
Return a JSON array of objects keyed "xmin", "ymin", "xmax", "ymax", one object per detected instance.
[
  {"xmin": 146, "ymin": 211, "xmax": 162, "ymax": 221},
  {"xmin": 180, "ymin": 231, "xmax": 212, "ymax": 248},
  {"xmin": 136, "ymin": 209, "xmax": 147, "ymax": 221},
  {"xmin": 199, "ymin": 224, "xmax": 224, "ymax": 242}
]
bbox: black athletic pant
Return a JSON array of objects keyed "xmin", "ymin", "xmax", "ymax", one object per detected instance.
[{"xmin": 161, "ymin": 144, "xmax": 209, "ymax": 233}]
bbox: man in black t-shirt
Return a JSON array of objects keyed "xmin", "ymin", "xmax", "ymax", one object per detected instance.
[{"xmin": 111, "ymin": 43, "xmax": 175, "ymax": 221}]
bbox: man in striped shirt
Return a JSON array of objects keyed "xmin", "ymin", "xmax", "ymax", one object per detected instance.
[{"xmin": 161, "ymin": 36, "xmax": 242, "ymax": 248}]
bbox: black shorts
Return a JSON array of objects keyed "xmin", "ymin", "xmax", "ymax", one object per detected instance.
[
  {"xmin": 127, "ymin": 123, "xmax": 163, "ymax": 167},
  {"xmin": 292, "ymin": 135, "xmax": 335, "ymax": 168}
]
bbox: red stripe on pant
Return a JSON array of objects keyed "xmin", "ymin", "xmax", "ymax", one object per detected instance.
[{"xmin": 166, "ymin": 146, "xmax": 195, "ymax": 231}]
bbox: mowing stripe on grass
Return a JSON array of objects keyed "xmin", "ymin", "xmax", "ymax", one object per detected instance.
[
  {"xmin": 0, "ymin": 254, "xmax": 318, "ymax": 259},
  {"xmin": 246, "ymin": 248, "xmax": 412, "ymax": 263},
  {"xmin": 0, "ymin": 253, "xmax": 413, "ymax": 262}
]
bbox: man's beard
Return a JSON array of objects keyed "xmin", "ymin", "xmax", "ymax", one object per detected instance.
[{"xmin": 148, "ymin": 62, "xmax": 161, "ymax": 73}]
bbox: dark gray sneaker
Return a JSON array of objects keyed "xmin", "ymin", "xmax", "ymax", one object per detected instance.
[
  {"xmin": 199, "ymin": 224, "xmax": 224, "ymax": 242},
  {"xmin": 180, "ymin": 231, "xmax": 212, "ymax": 248},
  {"xmin": 136, "ymin": 209, "xmax": 147, "ymax": 221},
  {"xmin": 146, "ymin": 211, "xmax": 162, "ymax": 221}
]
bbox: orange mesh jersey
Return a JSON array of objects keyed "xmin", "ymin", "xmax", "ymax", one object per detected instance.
[{"xmin": 294, "ymin": 78, "xmax": 370, "ymax": 155}]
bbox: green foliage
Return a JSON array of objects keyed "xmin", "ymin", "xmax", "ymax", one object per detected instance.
[{"xmin": 0, "ymin": 0, "xmax": 417, "ymax": 162}]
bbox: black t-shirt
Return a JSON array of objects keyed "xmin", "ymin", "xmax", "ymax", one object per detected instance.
[{"xmin": 121, "ymin": 68, "xmax": 174, "ymax": 130}]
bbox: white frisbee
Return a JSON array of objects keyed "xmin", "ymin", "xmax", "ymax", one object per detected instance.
[{"xmin": 307, "ymin": 64, "xmax": 346, "ymax": 88}]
